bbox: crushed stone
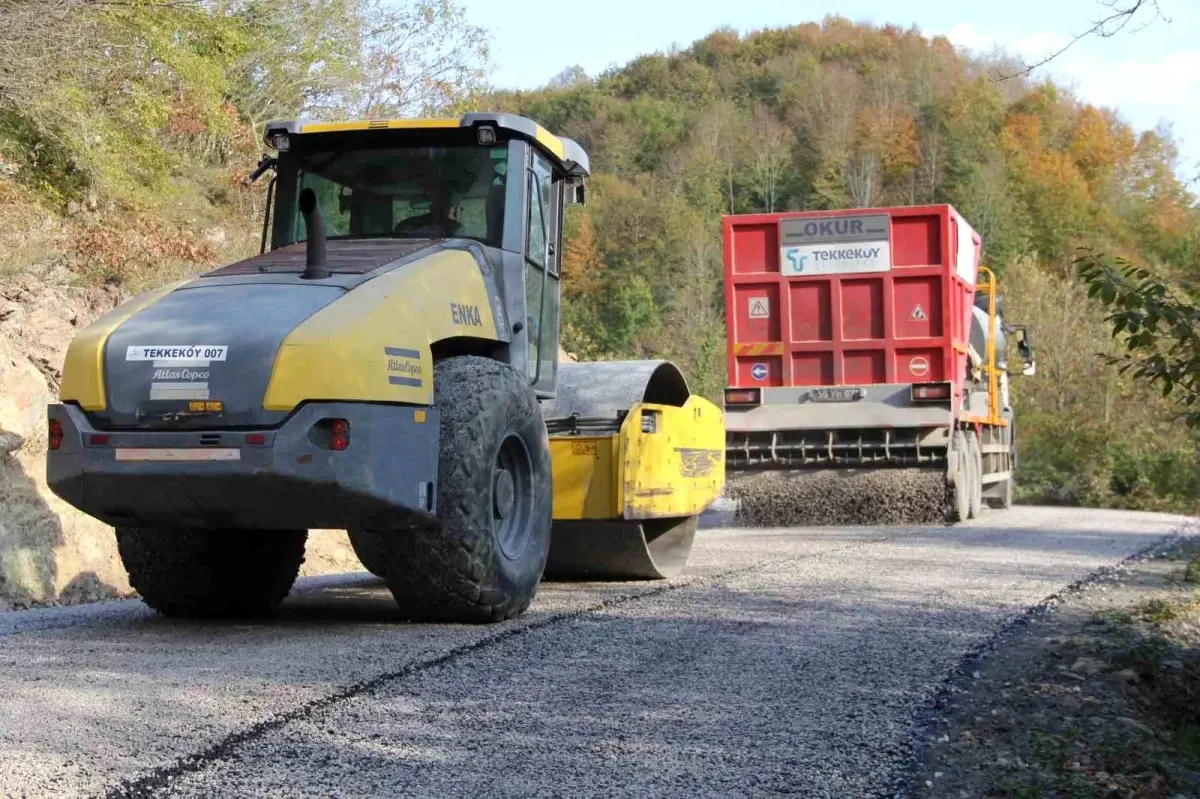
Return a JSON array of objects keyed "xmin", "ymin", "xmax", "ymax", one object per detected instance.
[{"xmin": 725, "ymin": 467, "xmax": 950, "ymax": 527}]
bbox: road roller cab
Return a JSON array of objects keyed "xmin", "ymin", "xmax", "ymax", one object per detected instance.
[{"xmin": 46, "ymin": 113, "xmax": 725, "ymax": 622}]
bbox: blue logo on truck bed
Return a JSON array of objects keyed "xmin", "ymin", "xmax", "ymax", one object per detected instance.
[{"xmin": 751, "ymin": 363, "xmax": 768, "ymax": 381}]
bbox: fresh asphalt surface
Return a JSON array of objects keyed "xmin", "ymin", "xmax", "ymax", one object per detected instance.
[{"xmin": 0, "ymin": 506, "xmax": 1193, "ymax": 798}]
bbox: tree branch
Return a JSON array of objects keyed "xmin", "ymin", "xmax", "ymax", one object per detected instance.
[{"xmin": 990, "ymin": 0, "xmax": 1166, "ymax": 82}]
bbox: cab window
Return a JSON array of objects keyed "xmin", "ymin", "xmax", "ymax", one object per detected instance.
[
  {"xmin": 524, "ymin": 151, "xmax": 558, "ymax": 384},
  {"xmin": 526, "ymin": 156, "xmax": 551, "ymax": 267},
  {"xmin": 285, "ymin": 145, "xmax": 507, "ymax": 247}
]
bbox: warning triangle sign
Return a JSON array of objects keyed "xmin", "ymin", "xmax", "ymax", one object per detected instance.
[
  {"xmin": 911, "ymin": 304, "xmax": 926, "ymax": 321},
  {"xmin": 749, "ymin": 298, "xmax": 770, "ymax": 318}
]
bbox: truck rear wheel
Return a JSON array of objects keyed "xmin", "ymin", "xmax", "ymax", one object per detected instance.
[
  {"xmin": 115, "ymin": 527, "xmax": 307, "ymax": 618},
  {"xmin": 966, "ymin": 430, "xmax": 983, "ymax": 519},
  {"xmin": 1000, "ymin": 417, "xmax": 1016, "ymax": 508},
  {"xmin": 352, "ymin": 356, "xmax": 553, "ymax": 623},
  {"xmin": 949, "ymin": 430, "xmax": 970, "ymax": 523},
  {"xmin": 984, "ymin": 419, "xmax": 1012, "ymax": 506}
]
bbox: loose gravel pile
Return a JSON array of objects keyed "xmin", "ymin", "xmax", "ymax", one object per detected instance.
[{"xmin": 726, "ymin": 467, "xmax": 950, "ymax": 527}]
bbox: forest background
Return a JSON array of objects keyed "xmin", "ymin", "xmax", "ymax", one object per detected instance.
[{"xmin": 1, "ymin": 0, "xmax": 1196, "ymax": 513}]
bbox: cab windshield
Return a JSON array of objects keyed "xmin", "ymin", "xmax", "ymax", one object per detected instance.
[{"xmin": 281, "ymin": 144, "xmax": 507, "ymax": 248}]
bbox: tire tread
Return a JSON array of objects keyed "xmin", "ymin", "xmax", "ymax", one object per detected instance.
[
  {"xmin": 115, "ymin": 527, "xmax": 307, "ymax": 618},
  {"xmin": 351, "ymin": 356, "xmax": 552, "ymax": 623}
]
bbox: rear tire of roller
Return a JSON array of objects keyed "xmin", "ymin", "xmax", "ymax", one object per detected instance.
[
  {"xmin": 351, "ymin": 356, "xmax": 553, "ymax": 624},
  {"xmin": 347, "ymin": 531, "xmax": 389, "ymax": 578},
  {"xmin": 115, "ymin": 527, "xmax": 307, "ymax": 619}
]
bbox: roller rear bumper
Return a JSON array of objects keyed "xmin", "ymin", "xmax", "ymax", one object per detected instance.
[{"xmin": 46, "ymin": 401, "xmax": 440, "ymax": 531}]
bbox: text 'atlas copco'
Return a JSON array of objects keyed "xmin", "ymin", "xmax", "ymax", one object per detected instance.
[{"xmin": 152, "ymin": 369, "xmax": 210, "ymax": 381}]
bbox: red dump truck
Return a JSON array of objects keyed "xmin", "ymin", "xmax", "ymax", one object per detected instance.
[{"xmin": 721, "ymin": 204, "xmax": 1036, "ymax": 524}]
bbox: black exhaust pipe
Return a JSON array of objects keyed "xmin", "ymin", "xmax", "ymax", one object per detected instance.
[{"xmin": 298, "ymin": 187, "xmax": 329, "ymax": 280}]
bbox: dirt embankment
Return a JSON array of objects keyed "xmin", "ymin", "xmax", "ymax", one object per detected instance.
[{"xmin": 0, "ymin": 273, "xmax": 128, "ymax": 608}]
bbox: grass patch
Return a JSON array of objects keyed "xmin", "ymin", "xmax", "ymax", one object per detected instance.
[
  {"xmin": 1184, "ymin": 554, "xmax": 1200, "ymax": 585},
  {"xmin": 1138, "ymin": 597, "xmax": 1180, "ymax": 623},
  {"xmin": 1093, "ymin": 608, "xmax": 1134, "ymax": 626}
]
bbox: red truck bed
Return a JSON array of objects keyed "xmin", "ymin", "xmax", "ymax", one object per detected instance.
[
  {"xmin": 721, "ymin": 204, "xmax": 984, "ymax": 474},
  {"xmin": 723, "ymin": 204, "xmax": 979, "ymax": 393}
]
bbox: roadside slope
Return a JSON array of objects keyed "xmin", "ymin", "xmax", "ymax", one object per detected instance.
[{"xmin": 913, "ymin": 532, "xmax": 1200, "ymax": 797}]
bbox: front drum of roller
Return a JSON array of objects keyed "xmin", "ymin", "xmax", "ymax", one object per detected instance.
[{"xmin": 541, "ymin": 516, "xmax": 698, "ymax": 581}]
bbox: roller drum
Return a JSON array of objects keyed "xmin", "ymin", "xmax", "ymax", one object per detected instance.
[
  {"xmin": 543, "ymin": 358, "xmax": 711, "ymax": 581},
  {"xmin": 543, "ymin": 517, "xmax": 697, "ymax": 581},
  {"xmin": 542, "ymin": 359, "xmax": 691, "ymax": 421}
]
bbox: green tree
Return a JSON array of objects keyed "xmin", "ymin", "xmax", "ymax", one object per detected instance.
[
  {"xmin": 0, "ymin": 0, "xmax": 247, "ymax": 205},
  {"xmin": 219, "ymin": 0, "xmax": 367, "ymax": 132},
  {"xmin": 1077, "ymin": 253, "xmax": 1200, "ymax": 426},
  {"xmin": 489, "ymin": 10, "xmax": 1198, "ymax": 513}
]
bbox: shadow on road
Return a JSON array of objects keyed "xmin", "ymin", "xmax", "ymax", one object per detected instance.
[{"xmin": 271, "ymin": 575, "xmax": 403, "ymax": 624}]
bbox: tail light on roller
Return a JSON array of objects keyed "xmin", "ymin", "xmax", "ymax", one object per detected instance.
[
  {"xmin": 49, "ymin": 420, "xmax": 63, "ymax": 450},
  {"xmin": 307, "ymin": 418, "xmax": 352, "ymax": 451},
  {"xmin": 331, "ymin": 419, "xmax": 350, "ymax": 451}
]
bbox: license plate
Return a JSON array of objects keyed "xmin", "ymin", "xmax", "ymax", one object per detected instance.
[
  {"xmin": 114, "ymin": 448, "xmax": 241, "ymax": 462},
  {"xmin": 809, "ymin": 387, "xmax": 863, "ymax": 402}
]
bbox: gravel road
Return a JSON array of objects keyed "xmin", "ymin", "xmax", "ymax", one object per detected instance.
[{"xmin": 0, "ymin": 506, "xmax": 1191, "ymax": 798}]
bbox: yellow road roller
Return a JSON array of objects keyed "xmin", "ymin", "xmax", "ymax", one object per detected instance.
[{"xmin": 45, "ymin": 113, "xmax": 724, "ymax": 623}]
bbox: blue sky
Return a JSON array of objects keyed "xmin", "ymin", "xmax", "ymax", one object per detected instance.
[{"xmin": 460, "ymin": 0, "xmax": 1200, "ymax": 177}]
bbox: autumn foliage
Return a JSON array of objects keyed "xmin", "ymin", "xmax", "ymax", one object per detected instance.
[
  {"xmin": 0, "ymin": 8, "xmax": 1195, "ymax": 513},
  {"xmin": 489, "ymin": 16, "xmax": 1200, "ymax": 512}
]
